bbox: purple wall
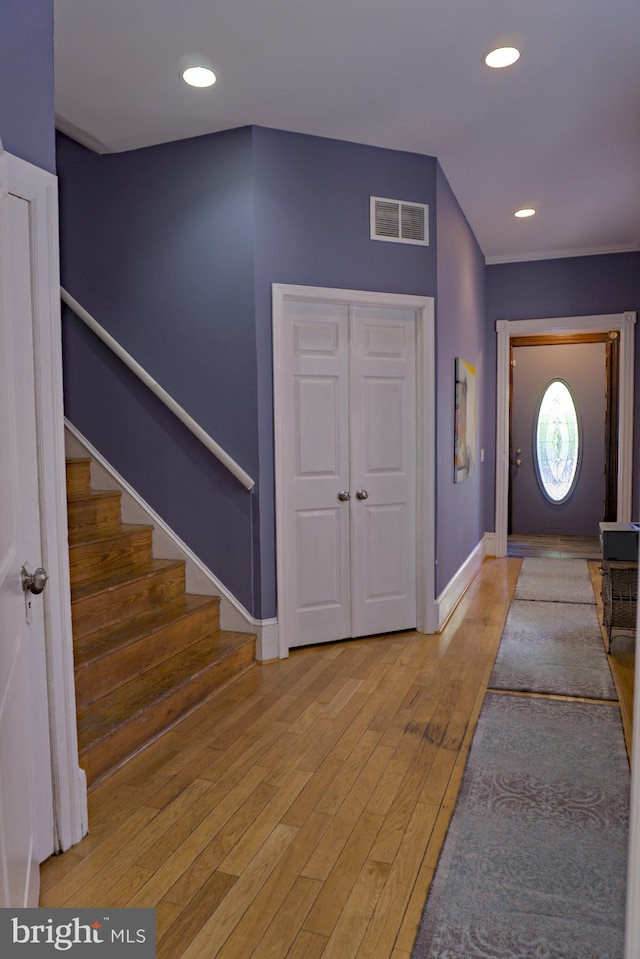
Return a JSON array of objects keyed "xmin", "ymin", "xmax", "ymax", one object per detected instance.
[
  {"xmin": 58, "ymin": 128, "xmax": 259, "ymax": 611},
  {"xmin": 0, "ymin": 0, "xmax": 55, "ymax": 172},
  {"xmin": 252, "ymin": 127, "xmax": 438, "ymax": 616},
  {"xmin": 435, "ymin": 164, "xmax": 486, "ymax": 595},
  {"xmin": 58, "ymin": 126, "xmax": 441, "ymax": 619},
  {"xmin": 485, "ymin": 252, "xmax": 640, "ymax": 529}
]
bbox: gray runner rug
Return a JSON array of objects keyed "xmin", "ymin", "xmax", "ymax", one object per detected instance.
[
  {"xmin": 411, "ymin": 694, "xmax": 629, "ymax": 959},
  {"xmin": 488, "ymin": 598, "xmax": 617, "ymax": 700},
  {"xmin": 514, "ymin": 556, "xmax": 597, "ymax": 604}
]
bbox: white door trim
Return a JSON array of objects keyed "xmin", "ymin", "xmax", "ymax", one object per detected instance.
[
  {"xmin": 273, "ymin": 283, "xmax": 436, "ymax": 657},
  {"xmin": 494, "ymin": 311, "xmax": 636, "ymax": 558},
  {"xmin": 7, "ymin": 151, "xmax": 87, "ymax": 851}
]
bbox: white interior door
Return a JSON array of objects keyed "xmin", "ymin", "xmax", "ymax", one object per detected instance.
[
  {"xmin": 282, "ymin": 298, "xmax": 352, "ymax": 647},
  {"xmin": 350, "ymin": 307, "xmax": 416, "ymax": 636},
  {"xmin": 0, "ymin": 171, "xmax": 55, "ymax": 905},
  {"xmin": 278, "ymin": 295, "xmax": 417, "ymax": 649}
]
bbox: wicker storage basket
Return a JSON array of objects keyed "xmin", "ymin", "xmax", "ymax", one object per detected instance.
[{"xmin": 600, "ymin": 561, "xmax": 637, "ymax": 651}]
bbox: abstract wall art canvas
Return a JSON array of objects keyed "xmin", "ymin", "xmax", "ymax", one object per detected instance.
[{"xmin": 454, "ymin": 357, "xmax": 476, "ymax": 483}]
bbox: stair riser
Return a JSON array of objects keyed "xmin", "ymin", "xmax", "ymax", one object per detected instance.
[
  {"xmin": 69, "ymin": 528, "xmax": 153, "ymax": 587},
  {"xmin": 79, "ymin": 641, "xmax": 255, "ymax": 786},
  {"xmin": 66, "ymin": 459, "xmax": 91, "ymax": 494},
  {"xmin": 75, "ymin": 601, "xmax": 221, "ymax": 712},
  {"xmin": 67, "ymin": 494, "xmax": 122, "ymax": 542},
  {"xmin": 72, "ymin": 565, "xmax": 185, "ymax": 638}
]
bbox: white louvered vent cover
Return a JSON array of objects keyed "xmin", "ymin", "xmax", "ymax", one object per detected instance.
[{"xmin": 370, "ymin": 196, "xmax": 429, "ymax": 246}]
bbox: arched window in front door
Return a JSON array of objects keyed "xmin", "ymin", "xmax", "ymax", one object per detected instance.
[{"xmin": 535, "ymin": 380, "xmax": 580, "ymax": 503}]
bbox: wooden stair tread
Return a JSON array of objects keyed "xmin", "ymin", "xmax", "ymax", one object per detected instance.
[
  {"xmin": 71, "ymin": 558, "xmax": 184, "ymax": 603},
  {"xmin": 67, "ymin": 489, "xmax": 124, "ymax": 542},
  {"xmin": 77, "ymin": 631, "xmax": 255, "ymax": 746},
  {"xmin": 65, "ymin": 455, "xmax": 256, "ymax": 785},
  {"xmin": 68, "ymin": 522, "xmax": 154, "ymax": 547},
  {"xmin": 74, "ymin": 593, "xmax": 219, "ymax": 667},
  {"xmin": 67, "ymin": 488, "xmax": 122, "ymax": 504},
  {"xmin": 65, "ymin": 458, "xmax": 91, "ymax": 494}
]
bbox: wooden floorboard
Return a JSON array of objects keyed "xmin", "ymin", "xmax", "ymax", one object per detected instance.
[
  {"xmin": 508, "ymin": 533, "xmax": 601, "ymax": 559},
  {"xmin": 40, "ymin": 555, "xmax": 634, "ymax": 958}
]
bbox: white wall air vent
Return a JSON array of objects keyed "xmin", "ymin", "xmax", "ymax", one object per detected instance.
[{"xmin": 370, "ymin": 196, "xmax": 429, "ymax": 246}]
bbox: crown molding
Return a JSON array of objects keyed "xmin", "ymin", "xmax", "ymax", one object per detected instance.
[
  {"xmin": 55, "ymin": 114, "xmax": 110, "ymax": 155},
  {"xmin": 485, "ymin": 241, "xmax": 640, "ymax": 265}
]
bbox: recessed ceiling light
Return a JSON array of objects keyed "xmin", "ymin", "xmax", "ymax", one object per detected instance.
[
  {"xmin": 514, "ymin": 208, "xmax": 536, "ymax": 218},
  {"xmin": 181, "ymin": 66, "xmax": 216, "ymax": 88},
  {"xmin": 484, "ymin": 47, "xmax": 521, "ymax": 69}
]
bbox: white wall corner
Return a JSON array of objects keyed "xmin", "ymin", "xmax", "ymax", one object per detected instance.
[
  {"xmin": 483, "ymin": 532, "xmax": 497, "ymax": 557},
  {"xmin": 436, "ymin": 539, "xmax": 485, "ymax": 631},
  {"xmin": 256, "ymin": 620, "xmax": 281, "ymax": 661}
]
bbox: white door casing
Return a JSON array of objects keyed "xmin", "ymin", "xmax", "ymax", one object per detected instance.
[
  {"xmin": 273, "ymin": 285, "xmax": 436, "ymax": 656},
  {"xmin": 0, "ymin": 143, "xmax": 87, "ymax": 900},
  {"xmin": 0, "ymin": 185, "xmax": 42, "ymax": 907},
  {"xmin": 9, "ymin": 193, "xmax": 56, "ymax": 869},
  {"xmin": 495, "ymin": 313, "xmax": 636, "ymax": 557}
]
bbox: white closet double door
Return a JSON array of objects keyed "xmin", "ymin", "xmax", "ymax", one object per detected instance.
[{"xmin": 279, "ymin": 295, "xmax": 417, "ymax": 649}]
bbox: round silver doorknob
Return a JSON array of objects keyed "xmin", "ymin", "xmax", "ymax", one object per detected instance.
[
  {"xmin": 21, "ymin": 563, "xmax": 49, "ymax": 595},
  {"xmin": 338, "ymin": 490, "xmax": 351, "ymax": 502},
  {"xmin": 355, "ymin": 489, "xmax": 369, "ymax": 500},
  {"xmin": 515, "ymin": 459, "xmax": 522, "ymax": 468}
]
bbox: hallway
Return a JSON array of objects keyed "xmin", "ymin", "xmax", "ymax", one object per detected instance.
[{"xmin": 40, "ymin": 557, "xmax": 631, "ymax": 957}]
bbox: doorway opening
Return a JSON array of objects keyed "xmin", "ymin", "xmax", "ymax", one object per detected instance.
[
  {"xmin": 494, "ymin": 312, "xmax": 636, "ymax": 559},
  {"xmin": 507, "ymin": 331, "xmax": 621, "ymax": 559}
]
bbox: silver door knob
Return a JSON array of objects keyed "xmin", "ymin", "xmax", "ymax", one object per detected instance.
[
  {"xmin": 515, "ymin": 459, "xmax": 522, "ymax": 468},
  {"xmin": 21, "ymin": 563, "xmax": 48, "ymax": 595},
  {"xmin": 355, "ymin": 489, "xmax": 369, "ymax": 500},
  {"xmin": 338, "ymin": 490, "xmax": 351, "ymax": 502}
]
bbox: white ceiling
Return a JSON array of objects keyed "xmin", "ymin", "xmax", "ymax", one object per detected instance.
[{"xmin": 54, "ymin": 0, "xmax": 640, "ymax": 262}]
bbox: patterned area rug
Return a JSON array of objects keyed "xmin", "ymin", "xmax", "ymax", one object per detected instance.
[
  {"xmin": 489, "ymin": 599, "xmax": 617, "ymax": 700},
  {"xmin": 514, "ymin": 557, "xmax": 597, "ymax": 604},
  {"xmin": 411, "ymin": 694, "xmax": 629, "ymax": 959}
]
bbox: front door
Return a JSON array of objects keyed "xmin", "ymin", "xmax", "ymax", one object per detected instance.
[
  {"xmin": 510, "ymin": 341, "xmax": 608, "ymax": 536},
  {"xmin": 278, "ymin": 296, "xmax": 417, "ymax": 649},
  {"xmin": 0, "ymin": 163, "xmax": 54, "ymax": 905}
]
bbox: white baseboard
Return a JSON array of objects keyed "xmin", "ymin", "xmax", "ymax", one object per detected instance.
[
  {"xmin": 64, "ymin": 421, "xmax": 280, "ymax": 661},
  {"xmin": 436, "ymin": 538, "xmax": 486, "ymax": 631}
]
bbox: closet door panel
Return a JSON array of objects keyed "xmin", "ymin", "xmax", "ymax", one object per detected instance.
[
  {"xmin": 350, "ymin": 308, "xmax": 417, "ymax": 637},
  {"xmin": 281, "ymin": 299, "xmax": 351, "ymax": 647}
]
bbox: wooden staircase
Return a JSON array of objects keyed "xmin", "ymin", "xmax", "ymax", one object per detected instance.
[{"xmin": 66, "ymin": 457, "xmax": 256, "ymax": 787}]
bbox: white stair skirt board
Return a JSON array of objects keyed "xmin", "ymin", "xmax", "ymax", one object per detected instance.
[
  {"xmin": 64, "ymin": 422, "xmax": 280, "ymax": 661},
  {"xmin": 436, "ymin": 539, "xmax": 486, "ymax": 631}
]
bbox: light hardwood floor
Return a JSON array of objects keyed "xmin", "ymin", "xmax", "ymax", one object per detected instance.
[{"xmin": 40, "ymin": 556, "xmax": 633, "ymax": 958}]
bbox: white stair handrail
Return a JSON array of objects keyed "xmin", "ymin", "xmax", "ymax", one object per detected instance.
[{"xmin": 61, "ymin": 287, "xmax": 255, "ymax": 491}]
